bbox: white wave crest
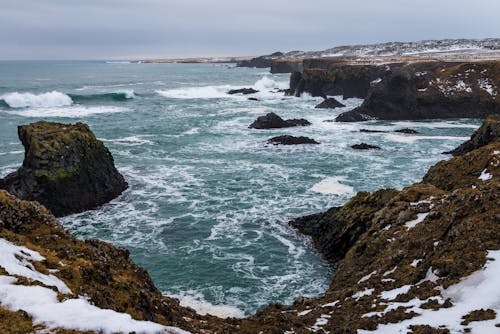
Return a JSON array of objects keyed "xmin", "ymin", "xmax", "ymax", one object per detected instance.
[
  {"xmin": 168, "ymin": 292, "xmax": 245, "ymax": 319},
  {"xmin": 118, "ymin": 89, "xmax": 135, "ymax": 99},
  {"xmin": 156, "ymin": 86, "xmax": 232, "ymax": 99},
  {"xmin": 3, "ymin": 106, "xmax": 129, "ymax": 118},
  {"xmin": 1, "ymin": 91, "xmax": 73, "ymax": 108},
  {"xmin": 253, "ymin": 76, "xmax": 287, "ymax": 91},
  {"xmin": 310, "ymin": 177, "xmax": 354, "ymax": 195}
]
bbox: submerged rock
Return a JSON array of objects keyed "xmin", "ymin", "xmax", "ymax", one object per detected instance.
[
  {"xmin": 351, "ymin": 143, "xmax": 381, "ymax": 150},
  {"xmin": 315, "ymin": 97, "xmax": 346, "ymax": 109},
  {"xmin": 249, "ymin": 112, "xmax": 311, "ymax": 129},
  {"xmin": 248, "ymin": 97, "xmax": 260, "ymax": 101},
  {"xmin": 267, "ymin": 135, "xmax": 319, "ymax": 145},
  {"xmin": 0, "ymin": 121, "xmax": 128, "ymax": 217},
  {"xmin": 444, "ymin": 114, "xmax": 500, "ymax": 156},
  {"xmin": 360, "ymin": 128, "xmax": 387, "ymax": 133},
  {"xmin": 227, "ymin": 88, "xmax": 259, "ymax": 95}
]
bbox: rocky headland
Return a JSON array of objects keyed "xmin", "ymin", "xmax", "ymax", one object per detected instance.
[
  {"xmin": 0, "ymin": 112, "xmax": 498, "ymax": 333},
  {"xmin": 0, "ymin": 121, "xmax": 128, "ymax": 217}
]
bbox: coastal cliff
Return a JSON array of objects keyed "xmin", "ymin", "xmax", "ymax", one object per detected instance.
[
  {"xmin": 0, "ymin": 116, "xmax": 498, "ymax": 333},
  {"xmin": 0, "ymin": 121, "xmax": 128, "ymax": 216}
]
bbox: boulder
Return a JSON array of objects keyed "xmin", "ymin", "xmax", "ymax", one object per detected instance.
[
  {"xmin": 351, "ymin": 143, "xmax": 381, "ymax": 150},
  {"xmin": 0, "ymin": 121, "xmax": 128, "ymax": 217},
  {"xmin": 227, "ymin": 88, "xmax": 259, "ymax": 95},
  {"xmin": 315, "ymin": 97, "xmax": 346, "ymax": 109},
  {"xmin": 267, "ymin": 135, "xmax": 319, "ymax": 145},
  {"xmin": 249, "ymin": 112, "xmax": 311, "ymax": 129},
  {"xmin": 444, "ymin": 114, "xmax": 500, "ymax": 156}
]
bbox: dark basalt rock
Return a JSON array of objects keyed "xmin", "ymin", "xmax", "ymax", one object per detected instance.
[
  {"xmin": 249, "ymin": 112, "xmax": 311, "ymax": 129},
  {"xmin": 315, "ymin": 97, "xmax": 346, "ymax": 109},
  {"xmin": 336, "ymin": 61, "xmax": 500, "ymax": 122},
  {"xmin": 267, "ymin": 135, "xmax": 319, "ymax": 145},
  {"xmin": 444, "ymin": 114, "xmax": 500, "ymax": 156},
  {"xmin": 394, "ymin": 128, "xmax": 419, "ymax": 134},
  {"xmin": 270, "ymin": 59, "xmax": 302, "ymax": 74},
  {"xmin": 236, "ymin": 52, "xmax": 284, "ymax": 68},
  {"xmin": 227, "ymin": 88, "xmax": 259, "ymax": 95},
  {"xmin": 0, "ymin": 121, "xmax": 128, "ymax": 217},
  {"xmin": 286, "ymin": 71, "xmax": 305, "ymax": 97},
  {"xmin": 360, "ymin": 129, "xmax": 387, "ymax": 133},
  {"xmin": 351, "ymin": 143, "xmax": 381, "ymax": 150}
]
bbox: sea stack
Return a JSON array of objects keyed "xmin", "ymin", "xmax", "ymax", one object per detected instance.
[{"xmin": 0, "ymin": 121, "xmax": 128, "ymax": 217}]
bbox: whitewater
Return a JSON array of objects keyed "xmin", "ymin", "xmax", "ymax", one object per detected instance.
[{"xmin": 0, "ymin": 61, "xmax": 481, "ymax": 316}]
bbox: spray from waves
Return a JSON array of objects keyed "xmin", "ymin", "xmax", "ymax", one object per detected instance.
[
  {"xmin": 156, "ymin": 76, "xmax": 287, "ymax": 99},
  {"xmin": 0, "ymin": 90, "xmax": 135, "ymax": 110},
  {"xmin": 0, "ymin": 91, "xmax": 73, "ymax": 108},
  {"xmin": 310, "ymin": 176, "xmax": 354, "ymax": 195}
]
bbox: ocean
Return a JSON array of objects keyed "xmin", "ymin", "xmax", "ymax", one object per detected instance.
[{"xmin": 0, "ymin": 61, "xmax": 480, "ymax": 317}]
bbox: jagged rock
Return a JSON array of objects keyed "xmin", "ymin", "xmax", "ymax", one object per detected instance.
[
  {"xmin": 444, "ymin": 114, "xmax": 500, "ymax": 156},
  {"xmin": 336, "ymin": 61, "xmax": 500, "ymax": 122},
  {"xmin": 0, "ymin": 121, "xmax": 128, "ymax": 217},
  {"xmin": 248, "ymin": 112, "xmax": 311, "ymax": 129},
  {"xmin": 315, "ymin": 97, "xmax": 346, "ymax": 109},
  {"xmin": 227, "ymin": 88, "xmax": 259, "ymax": 95},
  {"xmin": 395, "ymin": 128, "xmax": 419, "ymax": 134},
  {"xmin": 267, "ymin": 135, "xmax": 319, "ymax": 145},
  {"xmin": 286, "ymin": 71, "xmax": 304, "ymax": 97},
  {"xmin": 351, "ymin": 143, "xmax": 381, "ymax": 150}
]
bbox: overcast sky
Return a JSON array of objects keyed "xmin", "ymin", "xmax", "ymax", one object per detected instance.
[{"xmin": 0, "ymin": 0, "xmax": 499, "ymax": 60}]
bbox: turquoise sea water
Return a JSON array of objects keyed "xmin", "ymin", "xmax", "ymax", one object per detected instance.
[{"xmin": 0, "ymin": 61, "xmax": 480, "ymax": 316}]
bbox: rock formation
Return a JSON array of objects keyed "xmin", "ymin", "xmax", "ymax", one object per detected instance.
[
  {"xmin": 227, "ymin": 88, "xmax": 259, "ymax": 95},
  {"xmin": 315, "ymin": 97, "xmax": 346, "ymax": 109},
  {"xmin": 248, "ymin": 112, "xmax": 311, "ymax": 129},
  {"xmin": 0, "ymin": 121, "xmax": 128, "ymax": 217},
  {"xmin": 267, "ymin": 135, "xmax": 319, "ymax": 145},
  {"xmin": 336, "ymin": 61, "xmax": 500, "ymax": 121},
  {"xmin": 351, "ymin": 143, "xmax": 382, "ymax": 150},
  {"xmin": 444, "ymin": 114, "xmax": 500, "ymax": 156},
  {"xmin": 270, "ymin": 59, "xmax": 302, "ymax": 74},
  {"xmin": 394, "ymin": 128, "xmax": 419, "ymax": 134}
]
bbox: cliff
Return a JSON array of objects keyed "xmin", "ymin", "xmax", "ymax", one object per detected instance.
[{"xmin": 0, "ymin": 121, "xmax": 128, "ymax": 217}]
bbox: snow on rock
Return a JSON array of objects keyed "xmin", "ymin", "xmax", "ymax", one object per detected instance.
[
  {"xmin": 405, "ymin": 212, "xmax": 429, "ymax": 229},
  {"xmin": 322, "ymin": 300, "xmax": 339, "ymax": 308},
  {"xmin": 0, "ymin": 238, "xmax": 190, "ymax": 334},
  {"xmin": 358, "ymin": 250, "xmax": 500, "ymax": 334},
  {"xmin": 410, "ymin": 259, "xmax": 422, "ymax": 267},
  {"xmin": 353, "ymin": 288, "xmax": 375, "ymax": 300},
  {"xmin": 479, "ymin": 169, "xmax": 493, "ymax": 181},
  {"xmin": 380, "ymin": 285, "xmax": 412, "ymax": 300},
  {"xmin": 478, "ymin": 79, "xmax": 496, "ymax": 96},
  {"xmin": 310, "ymin": 314, "xmax": 331, "ymax": 332},
  {"xmin": 358, "ymin": 271, "xmax": 377, "ymax": 284}
]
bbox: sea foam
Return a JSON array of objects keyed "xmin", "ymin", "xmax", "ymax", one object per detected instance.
[
  {"xmin": 1, "ymin": 91, "xmax": 73, "ymax": 108},
  {"xmin": 310, "ymin": 177, "xmax": 354, "ymax": 195},
  {"xmin": 4, "ymin": 106, "xmax": 129, "ymax": 118}
]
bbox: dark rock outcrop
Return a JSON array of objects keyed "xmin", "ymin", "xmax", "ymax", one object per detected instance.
[
  {"xmin": 248, "ymin": 97, "xmax": 260, "ymax": 101},
  {"xmin": 351, "ymin": 143, "xmax": 381, "ymax": 150},
  {"xmin": 444, "ymin": 114, "xmax": 500, "ymax": 156},
  {"xmin": 227, "ymin": 88, "xmax": 259, "ymax": 95},
  {"xmin": 249, "ymin": 112, "xmax": 311, "ymax": 129},
  {"xmin": 236, "ymin": 52, "xmax": 284, "ymax": 68},
  {"xmin": 394, "ymin": 128, "xmax": 419, "ymax": 134},
  {"xmin": 336, "ymin": 61, "xmax": 500, "ymax": 122},
  {"xmin": 0, "ymin": 121, "xmax": 128, "ymax": 217},
  {"xmin": 315, "ymin": 97, "xmax": 346, "ymax": 109},
  {"xmin": 360, "ymin": 129, "xmax": 387, "ymax": 133},
  {"xmin": 270, "ymin": 59, "xmax": 302, "ymax": 74},
  {"xmin": 291, "ymin": 59, "xmax": 391, "ymax": 99},
  {"xmin": 267, "ymin": 135, "xmax": 319, "ymax": 145}
]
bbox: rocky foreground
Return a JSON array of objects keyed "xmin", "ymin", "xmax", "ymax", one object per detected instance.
[{"xmin": 0, "ymin": 116, "xmax": 498, "ymax": 333}]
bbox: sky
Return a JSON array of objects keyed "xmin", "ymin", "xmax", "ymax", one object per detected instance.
[{"xmin": 0, "ymin": 0, "xmax": 499, "ymax": 60}]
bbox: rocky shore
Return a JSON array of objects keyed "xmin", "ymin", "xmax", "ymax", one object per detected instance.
[{"xmin": 0, "ymin": 112, "xmax": 498, "ymax": 332}]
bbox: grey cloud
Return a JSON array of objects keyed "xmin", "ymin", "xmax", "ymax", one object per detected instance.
[{"xmin": 0, "ymin": 0, "xmax": 499, "ymax": 59}]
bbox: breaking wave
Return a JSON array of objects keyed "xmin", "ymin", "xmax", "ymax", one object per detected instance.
[
  {"xmin": 69, "ymin": 90, "xmax": 135, "ymax": 103},
  {"xmin": 0, "ymin": 91, "xmax": 73, "ymax": 108}
]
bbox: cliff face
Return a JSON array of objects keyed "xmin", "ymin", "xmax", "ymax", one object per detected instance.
[
  {"xmin": 289, "ymin": 58, "xmax": 392, "ymax": 99},
  {"xmin": 336, "ymin": 61, "xmax": 500, "ymax": 121},
  {"xmin": 270, "ymin": 59, "xmax": 303, "ymax": 73},
  {"xmin": 0, "ymin": 121, "xmax": 128, "ymax": 217}
]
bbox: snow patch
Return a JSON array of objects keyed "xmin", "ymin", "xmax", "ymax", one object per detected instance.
[
  {"xmin": 405, "ymin": 212, "xmax": 429, "ymax": 229},
  {"xmin": 479, "ymin": 169, "xmax": 493, "ymax": 181},
  {"xmin": 358, "ymin": 271, "xmax": 377, "ymax": 284}
]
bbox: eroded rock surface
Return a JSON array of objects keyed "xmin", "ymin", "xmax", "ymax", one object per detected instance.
[
  {"xmin": 0, "ymin": 121, "xmax": 128, "ymax": 216},
  {"xmin": 249, "ymin": 112, "xmax": 311, "ymax": 129},
  {"xmin": 267, "ymin": 135, "xmax": 319, "ymax": 145}
]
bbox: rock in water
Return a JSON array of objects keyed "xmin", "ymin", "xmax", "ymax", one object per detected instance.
[
  {"xmin": 249, "ymin": 112, "xmax": 311, "ymax": 129},
  {"xmin": 227, "ymin": 88, "xmax": 259, "ymax": 95},
  {"xmin": 394, "ymin": 128, "xmax": 419, "ymax": 134},
  {"xmin": 315, "ymin": 97, "xmax": 346, "ymax": 109},
  {"xmin": 267, "ymin": 135, "xmax": 319, "ymax": 145},
  {"xmin": 0, "ymin": 121, "xmax": 128, "ymax": 216},
  {"xmin": 351, "ymin": 143, "xmax": 381, "ymax": 150},
  {"xmin": 444, "ymin": 114, "xmax": 500, "ymax": 156}
]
